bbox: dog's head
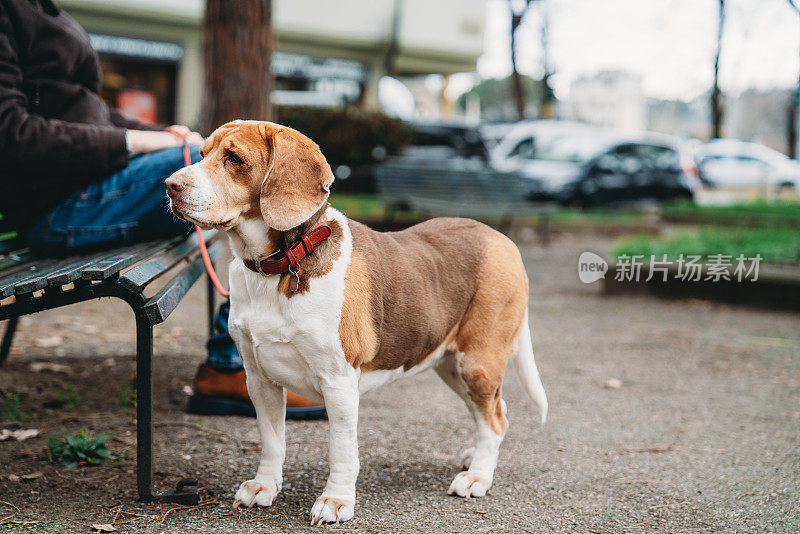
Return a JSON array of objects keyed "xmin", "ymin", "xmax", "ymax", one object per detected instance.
[{"xmin": 166, "ymin": 120, "xmax": 333, "ymax": 231}]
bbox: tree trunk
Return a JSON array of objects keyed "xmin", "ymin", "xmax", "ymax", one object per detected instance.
[
  {"xmin": 203, "ymin": 0, "xmax": 273, "ymax": 134},
  {"xmin": 510, "ymin": 8, "xmax": 526, "ymax": 121},
  {"xmin": 790, "ymin": 74, "xmax": 799, "ymax": 158},
  {"xmin": 711, "ymin": 0, "xmax": 725, "ymax": 139},
  {"xmin": 787, "ymin": 0, "xmax": 800, "ymax": 158},
  {"xmin": 539, "ymin": 3, "xmax": 555, "ymax": 119}
]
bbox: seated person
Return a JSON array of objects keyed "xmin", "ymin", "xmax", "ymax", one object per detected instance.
[{"xmin": 0, "ymin": 0, "xmax": 322, "ymax": 417}]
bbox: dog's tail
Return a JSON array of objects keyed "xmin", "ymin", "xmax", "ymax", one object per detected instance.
[{"xmin": 513, "ymin": 309, "xmax": 548, "ymax": 425}]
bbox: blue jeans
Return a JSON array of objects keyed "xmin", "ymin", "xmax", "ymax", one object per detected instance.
[{"xmin": 28, "ymin": 146, "xmax": 242, "ymax": 370}]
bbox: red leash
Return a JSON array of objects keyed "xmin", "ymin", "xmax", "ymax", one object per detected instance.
[{"xmin": 166, "ymin": 127, "xmax": 230, "ymax": 298}]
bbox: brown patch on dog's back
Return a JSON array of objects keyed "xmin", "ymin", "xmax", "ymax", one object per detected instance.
[
  {"xmin": 341, "ymin": 218, "xmax": 528, "ymax": 435},
  {"xmin": 343, "ymin": 218, "xmax": 488, "ymax": 372}
]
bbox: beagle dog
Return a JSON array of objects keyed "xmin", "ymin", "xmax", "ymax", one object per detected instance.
[{"xmin": 165, "ymin": 120, "xmax": 547, "ymax": 525}]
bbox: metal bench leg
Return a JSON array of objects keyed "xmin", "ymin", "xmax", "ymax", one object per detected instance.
[
  {"xmin": 134, "ymin": 309, "xmax": 198, "ymax": 504},
  {"xmin": 0, "ymin": 317, "xmax": 19, "ymax": 367},
  {"xmin": 206, "ymin": 273, "xmax": 216, "ymax": 338}
]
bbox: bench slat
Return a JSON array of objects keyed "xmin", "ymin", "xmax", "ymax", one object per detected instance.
[
  {"xmin": 143, "ymin": 240, "xmax": 223, "ymax": 325},
  {"xmin": 45, "ymin": 246, "xmax": 135, "ymax": 288},
  {"xmin": 81, "ymin": 236, "xmax": 185, "ymax": 281},
  {"xmin": 0, "ymin": 258, "xmax": 66, "ymax": 299},
  {"xmin": 118, "ymin": 231, "xmax": 217, "ymax": 293},
  {"xmin": 13, "ymin": 253, "xmax": 106, "ymax": 295}
]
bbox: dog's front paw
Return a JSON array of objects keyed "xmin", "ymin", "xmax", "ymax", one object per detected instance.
[
  {"xmin": 309, "ymin": 495, "xmax": 354, "ymax": 525},
  {"xmin": 448, "ymin": 471, "xmax": 492, "ymax": 498},
  {"xmin": 233, "ymin": 479, "xmax": 280, "ymax": 508}
]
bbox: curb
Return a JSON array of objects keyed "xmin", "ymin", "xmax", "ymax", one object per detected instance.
[{"xmin": 603, "ymin": 263, "xmax": 800, "ymax": 312}]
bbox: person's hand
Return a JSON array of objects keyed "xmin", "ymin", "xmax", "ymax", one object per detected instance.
[
  {"xmin": 126, "ymin": 130, "xmax": 183, "ymax": 154},
  {"xmin": 165, "ymin": 125, "xmax": 205, "ymax": 146},
  {"xmin": 126, "ymin": 127, "xmax": 204, "ymax": 154}
]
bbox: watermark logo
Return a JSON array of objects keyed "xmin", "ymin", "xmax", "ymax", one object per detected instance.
[
  {"xmin": 578, "ymin": 252, "xmax": 763, "ymax": 283},
  {"xmin": 578, "ymin": 251, "xmax": 608, "ymax": 283}
]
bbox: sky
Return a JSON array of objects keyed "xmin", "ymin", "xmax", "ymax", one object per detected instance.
[{"xmin": 468, "ymin": 0, "xmax": 800, "ymax": 102}]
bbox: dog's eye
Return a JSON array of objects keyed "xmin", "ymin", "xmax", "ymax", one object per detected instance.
[
  {"xmin": 226, "ymin": 151, "xmax": 244, "ymax": 165},
  {"xmin": 199, "ymin": 149, "xmax": 205, "ymax": 158}
]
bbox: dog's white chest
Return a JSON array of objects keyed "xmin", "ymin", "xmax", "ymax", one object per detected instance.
[{"xmin": 226, "ymin": 213, "xmax": 355, "ymax": 400}]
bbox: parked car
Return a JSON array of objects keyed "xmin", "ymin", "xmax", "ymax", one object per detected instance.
[
  {"xmin": 403, "ymin": 122, "xmax": 491, "ymax": 163},
  {"xmin": 497, "ymin": 131, "xmax": 696, "ymax": 207},
  {"xmin": 491, "ymin": 120, "xmax": 594, "ymax": 167},
  {"xmin": 694, "ymin": 139, "xmax": 800, "ymax": 192}
]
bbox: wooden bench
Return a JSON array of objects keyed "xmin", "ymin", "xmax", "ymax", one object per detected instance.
[
  {"xmin": 0, "ymin": 232, "xmax": 224, "ymax": 505},
  {"xmin": 375, "ymin": 159, "xmax": 553, "ymax": 243}
]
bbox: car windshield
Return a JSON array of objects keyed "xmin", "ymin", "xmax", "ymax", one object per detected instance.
[{"xmin": 534, "ymin": 135, "xmax": 609, "ymax": 164}]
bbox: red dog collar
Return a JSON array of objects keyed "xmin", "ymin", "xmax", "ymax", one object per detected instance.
[{"xmin": 243, "ymin": 214, "xmax": 331, "ymax": 292}]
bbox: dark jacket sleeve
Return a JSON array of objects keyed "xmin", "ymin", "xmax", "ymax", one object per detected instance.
[
  {"xmin": 0, "ymin": 4, "xmax": 129, "ymax": 176},
  {"xmin": 109, "ymin": 108, "xmax": 165, "ymax": 132}
]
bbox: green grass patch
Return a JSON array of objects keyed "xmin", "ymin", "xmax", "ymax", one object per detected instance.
[
  {"xmin": 613, "ymin": 226, "xmax": 800, "ymax": 265},
  {"xmin": 663, "ymin": 199, "xmax": 800, "ymax": 226},
  {"xmin": 547, "ymin": 207, "xmax": 642, "ymax": 224},
  {"xmin": 328, "ymin": 193, "xmax": 387, "ymax": 219},
  {"xmin": 329, "ymin": 193, "xmax": 643, "ymax": 225},
  {"xmin": 1, "ymin": 387, "xmax": 29, "ymax": 422},
  {"xmin": 55, "ymin": 384, "xmax": 81, "ymax": 412},
  {"xmin": 114, "ymin": 378, "xmax": 137, "ymax": 411}
]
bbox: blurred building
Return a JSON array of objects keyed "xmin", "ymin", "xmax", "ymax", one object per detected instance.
[
  {"xmin": 59, "ymin": 0, "xmax": 486, "ymax": 127},
  {"xmin": 648, "ymin": 89, "xmax": 796, "ymax": 156},
  {"xmin": 568, "ymin": 70, "xmax": 646, "ymax": 132},
  {"xmin": 648, "ymin": 96, "xmax": 710, "ymax": 140}
]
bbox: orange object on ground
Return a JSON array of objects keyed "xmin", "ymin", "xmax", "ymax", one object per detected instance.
[{"xmin": 193, "ymin": 364, "xmax": 322, "ymax": 407}]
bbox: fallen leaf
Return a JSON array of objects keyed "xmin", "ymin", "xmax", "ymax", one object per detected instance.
[
  {"xmin": 91, "ymin": 524, "xmax": 117, "ymax": 532},
  {"xmin": 603, "ymin": 378, "xmax": 622, "ymax": 389},
  {"xmin": 33, "ymin": 335, "xmax": 63, "ymax": 348},
  {"xmin": 0, "ymin": 429, "xmax": 39, "ymax": 442},
  {"xmin": 7, "ymin": 474, "xmax": 20, "ymax": 482},
  {"xmin": 29, "ymin": 362, "xmax": 72, "ymax": 374},
  {"xmin": 20, "ymin": 472, "xmax": 43, "ymax": 480}
]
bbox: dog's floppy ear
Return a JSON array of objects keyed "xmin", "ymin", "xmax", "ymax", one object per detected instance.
[{"xmin": 259, "ymin": 125, "xmax": 333, "ymax": 231}]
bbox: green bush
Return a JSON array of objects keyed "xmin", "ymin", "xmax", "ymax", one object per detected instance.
[
  {"xmin": 46, "ymin": 431, "xmax": 116, "ymax": 469},
  {"xmin": 276, "ymin": 106, "xmax": 412, "ymax": 193}
]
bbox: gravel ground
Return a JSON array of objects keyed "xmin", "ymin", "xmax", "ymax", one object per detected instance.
[{"xmin": 0, "ymin": 235, "xmax": 798, "ymax": 533}]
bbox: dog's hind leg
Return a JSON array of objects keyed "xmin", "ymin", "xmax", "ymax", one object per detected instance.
[
  {"xmin": 438, "ymin": 350, "xmax": 509, "ymax": 499},
  {"xmin": 439, "ymin": 233, "xmax": 531, "ymax": 498}
]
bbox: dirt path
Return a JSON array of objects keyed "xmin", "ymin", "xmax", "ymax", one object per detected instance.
[{"xmin": 0, "ymin": 236, "xmax": 798, "ymax": 532}]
